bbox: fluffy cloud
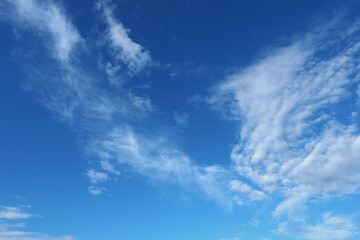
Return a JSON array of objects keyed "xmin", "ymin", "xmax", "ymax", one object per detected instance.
[
  {"xmin": 210, "ymin": 13, "xmax": 360, "ymax": 238},
  {"xmin": 229, "ymin": 180, "xmax": 267, "ymax": 201},
  {"xmin": 210, "ymin": 16, "xmax": 360, "ymax": 209},
  {"xmin": 291, "ymin": 125, "xmax": 360, "ymax": 194}
]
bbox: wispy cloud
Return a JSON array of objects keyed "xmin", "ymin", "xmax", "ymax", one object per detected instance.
[
  {"xmin": 88, "ymin": 128, "xmax": 233, "ymax": 203},
  {"xmin": 0, "ymin": 0, "xmax": 234, "ymax": 206},
  {"xmin": 173, "ymin": 111, "xmax": 190, "ymax": 126},
  {"xmin": 97, "ymin": 0, "xmax": 152, "ymax": 74},
  {"xmin": 0, "ymin": 0, "xmax": 81, "ymax": 62}
]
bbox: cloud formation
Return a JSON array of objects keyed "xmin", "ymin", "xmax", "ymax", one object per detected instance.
[
  {"xmin": 0, "ymin": 206, "xmax": 74, "ymax": 240},
  {"xmin": 0, "ymin": 0, "xmax": 234, "ymax": 206},
  {"xmin": 229, "ymin": 180, "xmax": 267, "ymax": 201},
  {"xmin": 279, "ymin": 213, "xmax": 356, "ymax": 240},
  {"xmin": 210, "ymin": 12, "xmax": 360, "ymax": 238},
  {"xmin": 97, "ymin": 0, "xmax": 152, "ymax": 74},
  {"xmin": 0, "ymin": 207, "xmax": 32, "ymax": 220},
  {"xmin": 211, "ymin": 16, "xmax": 360, "ymax": 201},
  {"xmin": 87, "ymin": 169, "xmax": 109, "ymax": 184},
  {"xmin": 2, "ymin": 0, "xmax": 360, "ymax": 238},
  {"xmin": 1, "ymin": 0, "xmax": 81, "ymax": 62}
]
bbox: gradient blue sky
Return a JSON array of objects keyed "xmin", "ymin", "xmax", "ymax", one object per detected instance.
[{"xmin": 1, "ymin": 0, "xmax": 360, "ymax": 239}]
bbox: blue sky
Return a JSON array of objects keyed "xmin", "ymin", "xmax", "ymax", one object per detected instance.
[{"xmin": 1, "ymin": 0, "xmax": 360, "ymax": 239}]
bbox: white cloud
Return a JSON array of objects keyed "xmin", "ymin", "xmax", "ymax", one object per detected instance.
[
  {"xmin": 88, "ymin": 186, "xmax": 106, "ymax": 195},
  {"xmin": 97, "ymin": 0, "xmax": 152, "ymax": 73},
  {"xmin": 5, "ymin": 4, "xmax": 359, "ymax": 237},
  {"xmin": 2, "ymin": 1, "xmax": 360, "ymax": 239},
  {"xmin": 290, "ymin": 125, "xmax": 360, "ymax": 194},
  {"xmin": 278, "ymin": 213, "xmax": 357, "ymax": 240},
  {"xmin": 2, "ymin": 0, "xmax": 155, "ymax": 122},
  {"xmin": 229, "ymin": 180, "xmax": 267, "ymax": 201},
  {"xmin": 208, "ymin": 13, "xmax": 360, "ymax": 238},
  {"xmin": 210, "ymin": 16, "xmax": 360, "ymax": 213},
  {"xmin": 1, "ymin": 0, "xmax": 81, "ymax": 62},
  {"xmin": 272, "ymin": 186, "xmax": 311, "ymax": 217},
  {"xmin": 271, "ymin": 124, "xmax": 360, "ymax": 217},
  {"xmin": 1, "ymin": 0, "xmax": 232, "ymax": 205},
  {"xmin": 100, "ymin": 160, "xmax": 120, "ymax": 175},
  {"xmin": 89, "ymin": 128, "xmax": 233, "ymax": 204},
  {"xmin": 0, "ymin": 207, "xmax": 32, "ymax": 220},
  {"xmin": 86, "ymin": 169, "xmax": 109, "ymax": 184}
]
